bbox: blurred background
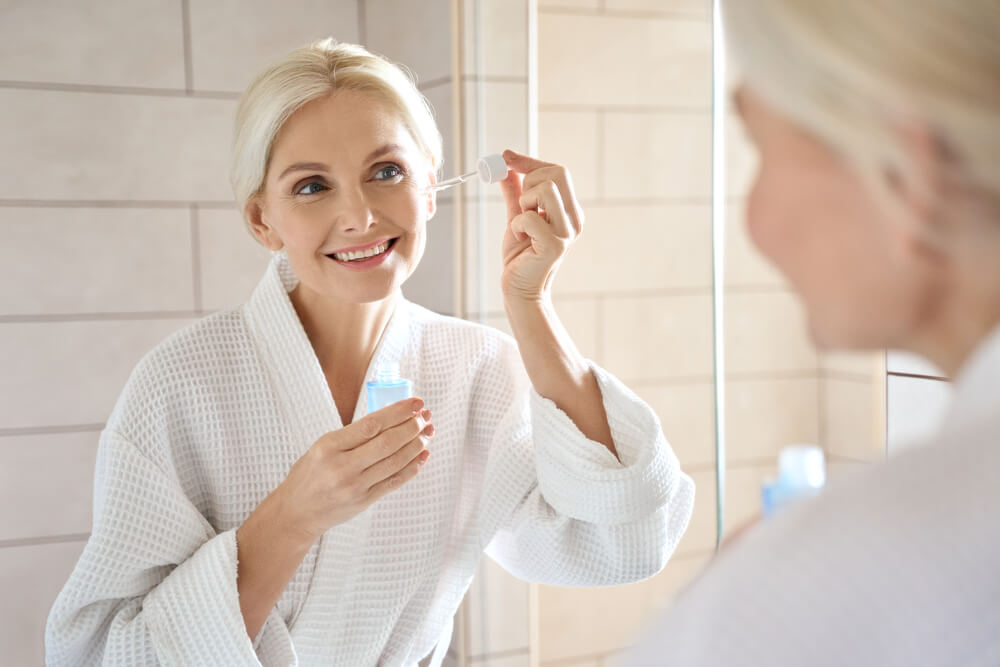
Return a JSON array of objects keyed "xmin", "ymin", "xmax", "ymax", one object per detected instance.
[{"xmin": 0, "ymin": 1, "xmax": 952, "ymax": 665}]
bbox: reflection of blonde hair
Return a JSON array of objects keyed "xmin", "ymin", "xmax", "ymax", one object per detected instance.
[
  {"xmin": 723, "ymin": 1, "xmax": 1000, "ymax": 220},
  {"xmin": 230, "ymin": 38, "xmax": 443, "ymax": 224}
]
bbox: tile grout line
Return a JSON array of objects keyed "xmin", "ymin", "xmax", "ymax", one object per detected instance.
[
  {"xmin": 0, "ymin": 424, "xmax": 104, "ymax": 438},
  {"xmin": 181, "ymin": 0, "xmax": 194, "ymax": 93},
  {"xmin": 0, "ymin": 199, "xmax": 238, "ymax": 209},
  {"xmin": 190, "ymin": 204, "xmax": 202, "ymax": 311},
  {"xmin": 0, "ymin": 79, "xmax": 238, "ymax": 99},
  {"xmin": 0, "ymin": 311, "xmax": 211, "ymax": 323},
  {"xmin": 0, "ymin": 533, "xmax": 90, "ymax": 549}
]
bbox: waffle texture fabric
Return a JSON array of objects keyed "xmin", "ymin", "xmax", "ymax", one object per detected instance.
[
  {"xmin": 628, "ymin": 327, "xmax": 1000, "ymax": 667},
  {"xmin": 46, "ymin": 251, "xmax": 695, "ymax": 667}
]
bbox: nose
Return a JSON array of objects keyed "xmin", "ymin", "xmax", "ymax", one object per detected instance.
[{"xmin": 334, "ymin": 185, "xmax": 377, "ymax": 235}]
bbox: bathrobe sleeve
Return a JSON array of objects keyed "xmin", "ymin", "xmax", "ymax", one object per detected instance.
[
  {"xmin": 44, "ymin": 429, "xmax": 295, "ymax": 667},
  {"xmin": 483, "ymin": 360, "xmax": 696, "ymax": 587}
]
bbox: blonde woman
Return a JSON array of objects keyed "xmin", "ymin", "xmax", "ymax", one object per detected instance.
[
  {"xmin": 630, "ymin": 2, "xmax": 1000, "ymax": 665},
  {"xmin": 45, "ymin": 40, "xmax": 694, "ymax": 666}
]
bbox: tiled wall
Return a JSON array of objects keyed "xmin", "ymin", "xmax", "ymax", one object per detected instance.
[
  {"xmin": 533, "ymin": 2, "xmax": 720, "ymax": 665},
  {"xmin": 0, "ymin": 1, "xmax": 462, "ymax": 663}
]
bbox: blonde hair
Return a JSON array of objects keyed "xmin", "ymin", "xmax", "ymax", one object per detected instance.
[
  {"xmin": 230, "ymin": 38, "xmax": 443, "ymax": 223},
  {"xmin": 723, "ymin": 1, "xmax": 1000, "ymax": 221}
]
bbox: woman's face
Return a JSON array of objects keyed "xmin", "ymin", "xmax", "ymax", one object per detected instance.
[
  {"xmin": 249, "ymin": 90, "xmax": 436, "ymax": 304},
  {"xmin": 735, "ymin": 86, "xmax": 942, "ymax": 350}
]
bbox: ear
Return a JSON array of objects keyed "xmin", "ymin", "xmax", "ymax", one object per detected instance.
[
  {"xmin": 882, "ymin": 122, "xmax": 953, "ymax": 264},
  {"xmin": 425, "ymin": 169, "xmax": 438, "ymax": 221},
  {"xmin": 245, "ymin": 195, "xmax": 284, "ymax": 251}
]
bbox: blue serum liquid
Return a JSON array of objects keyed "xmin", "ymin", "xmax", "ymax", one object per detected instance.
[{"xmin": 366, "ymin": 362, "xmax": 413, "ymax": 413}]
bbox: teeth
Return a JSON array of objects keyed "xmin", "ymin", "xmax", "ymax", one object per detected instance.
[{"xmin": 333, "ymin": 242, "xmax": 389, "ymax": 262}]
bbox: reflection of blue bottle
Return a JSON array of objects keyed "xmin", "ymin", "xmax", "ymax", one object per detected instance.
[
  {"xmin": 366, "ymin": 362, "xmax": 413, "ymax": 413},
  {"xmin": 762, "ymin": 445, "xmax": 826, "ymax": 518}
]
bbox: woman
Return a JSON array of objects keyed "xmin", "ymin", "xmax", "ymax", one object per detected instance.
[
  {"xmin": 45, "ymin": 39, "xmax": 694, "ymax": 666},
  {"xmin": 629, "ymin": 2, "xmax": 1000, "ymax": 665}
]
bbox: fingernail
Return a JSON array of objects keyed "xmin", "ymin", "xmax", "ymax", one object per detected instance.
[
  {"xmin": 411, "ymin": 398, "xmax": 424, "ymax": 413},
  {"xmin": 418, "ymin": 450, "xmax": 430, "ymax": 465},
  {"xmin": 421, "ymin": 409, "xmax": 432, "ymax": 420},
  {"xmin": 424, "ymin": 423, "xmax": 435, "ymax": 437}
]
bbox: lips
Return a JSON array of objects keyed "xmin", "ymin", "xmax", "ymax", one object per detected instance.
[{"xmin": 327, "ymin": 238, "xmax": 397, "ymax": 262}]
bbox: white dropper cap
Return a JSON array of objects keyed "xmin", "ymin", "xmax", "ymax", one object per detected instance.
[{"xmin": 477, "ymin": 153, "xmax": 509, "ymax": 184}]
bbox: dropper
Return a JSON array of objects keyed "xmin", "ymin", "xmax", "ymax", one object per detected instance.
[{"xmin": 424, "ymin": 153, "xmax": 509, "ymax": 193}]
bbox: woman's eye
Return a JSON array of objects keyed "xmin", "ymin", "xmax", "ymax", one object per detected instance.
[
  {"xmin": 374, "ymin": 165, "xmax": 404, "ymax": 181},
  {"xmin": 295, "ymin": 181, "xmax": 328, "ymax": 195}
]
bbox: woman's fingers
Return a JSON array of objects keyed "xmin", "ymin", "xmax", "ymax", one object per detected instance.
[
  {"xmin": 506, "ymin": 211, "xmax": 568, "ymax": 264},
  {"xmin": 504, "ymin": 150, "xmax": 584, "ymax": 234},
  {"xmin": 359, "ymin": 422, "xmax": 433, "ymax": 490},
  {"xmin": 519, "ymin": 180, "xmax": 572, "ymax": 239},
  {"xmin": 365, "ymin": 447, "xmax": 430, "ymax": 504},
  {"xmin": 334, "ymin": 397, "xmax": 425, "ymax": 451},
  {"xmin": 499, "ymin": 163, "xmax": 525, "ymax": 222}
]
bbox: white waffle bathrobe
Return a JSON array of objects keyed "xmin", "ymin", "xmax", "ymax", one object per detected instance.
[{"xmin": 45, "ymin": 251, "xmax": 695, "ymax": 667}]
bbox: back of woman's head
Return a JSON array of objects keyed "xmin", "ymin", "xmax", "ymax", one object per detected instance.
[
  {"xmin": 230, "ymin": 38, "xmax": 443, "ymax": 223},
  {"xmin": 723, "ymin": 1, "xmax": 1000, "ymax": 222}
]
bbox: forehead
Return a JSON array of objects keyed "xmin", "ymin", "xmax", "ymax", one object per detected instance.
[{"xmin": 270, "ymin": 89, "xmax": 419, "ymax": 165}]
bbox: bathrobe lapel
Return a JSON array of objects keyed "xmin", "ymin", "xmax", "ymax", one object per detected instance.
[{"xmin": 243, "ymin": 251, "xmax": 415, "ymax": 662}]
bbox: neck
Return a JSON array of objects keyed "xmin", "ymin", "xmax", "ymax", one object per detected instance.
[{"xmin": 289, "ymin": 284, "xmax": 398, "ymax": 380}]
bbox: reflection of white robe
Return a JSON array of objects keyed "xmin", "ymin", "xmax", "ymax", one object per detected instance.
[{"xmin": 45, "ymin": 251, "xmax": 695, "ymax": 667}]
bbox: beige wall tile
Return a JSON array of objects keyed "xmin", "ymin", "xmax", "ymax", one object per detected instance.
[
  {"xmin": 724, "ymin": 291, "xmax": 818, "ymax": 375},
  {"xmin": 643, "ymin": 551, "xmax": 712, "ymax": 614},
  {"xmin": 463, "ymin": 83, "xmax": 530, "ymax": 188},
  {"xmin": 826, "ymin": 458, "xmax": 870, "ymax": 489},
  {"xmin": 467, "ymin": 557, "xmax": 531, "ymax": 658},
  {"xmin": 537, "ymin": 580, "xmax": 649, "ymax": 662},
  {"xmin": 466, "ymin": 198, "xmax": 509, "ymax": 315},
  {"xmin": 886, "ymin": 350, "xmax": 946, "ymax": 379},
  {"xmin": 723, "ymin": 464, "xmax": 772, "ymax": 536},
  {"xmin": 472, "ymin": 653, "xmax": 533, "ymax": 667},
  {"xmin": 674, "ymin": 469, "xmax": 717, "ymax": 556},
  {"xmin": 726, "ymin": 112, "xmax": 758, "ymax": 198},
  {"xmin": 2, "ymin": 207, "xmax": 194, "ymax": 316},
  {"xmin": 406, "ymin": 202, "xmax": 456, "ymax": 315},
  {"xmin": 539, "ymin": 0, "xmax": 600, "ymax": 10},
  {"xmin": 553, "ymin": 297, "xmax": 600, "ymax": 361},
  {"xmin": 0, "ymin": 0, "xmax": 184, "ymax": 88},
  {"xmin": 601, "ymin": 294, "xmax": 714, "ymax": 382},
  {"xmin": 364, "ymin": 0, "xmax": 450, "ymax": 85},
  {"xmin": 887, "ymin": 375, "xmax": 952, "ymax": 454},
  {"xmin": 0, "ymin": 432, "xmax": 98, "ymax": 541},
  {"xmin": 197, "ymin": 208, "xmax": 273, "ymax": 312},
  {"xmin": 604, "ymin": 0, "xmax": 710, "ymax": 17},
  {"xmin": 821, "ymin": 350, "xmax": 886, "ymax": 379},
  {"xmin": 539, "ymin": 111, "xmax": 600, "ymax": 200},
  {"xmin": 724, "ymin": 199, "xmax": 786, "ymax": 287},
  {"xmin": 633, "ymin": 381, "xmax": 716, "ymax": 467},
  {"xmin": 189, "ymin": 0, "xmax": 359, "ymax": 92},
  {"xmin": 725, "ymin": 377, "xmax": 820, "ymax": 463},
  {"xmin": 824, "ymin": 377, "xmax": 888, "ymax": 462},
  {"xmin": 555, "ymin": 205, "xmax": 712, "ymax": 296},
  {"xmin": 0, "ymin": 540, "xmax": 86, "ymax": 667},
  {"xmin": 462, "ymin": 0, "xmax": 529, "ymax": 78},
  {"xmin": 483, "ymin": 313, "xmax": 513, "ymax": 337},
  {"xmin": 538, "ymin": 13, "xmax": 711, "ymax": 108},
  {"xmin": 0, "ymin": 89, "xmax": 235, "ymax": 201},
  {"xmin": 602, "ymin": 113, "xmax": 711, "ymax": 200},
  {"xmin": 0, "ymin": 318, "xmax": 194, "ymax": 430}
]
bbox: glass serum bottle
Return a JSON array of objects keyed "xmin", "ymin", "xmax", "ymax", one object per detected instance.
[{"xmin": 366, "ymin": 362, "xmax": 413, "ymax": 413}]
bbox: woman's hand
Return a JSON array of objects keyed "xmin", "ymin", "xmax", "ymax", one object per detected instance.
[
  {"xmin": 498, "ymin": 150, "xmax": 585, "ymax": 304},
  {"xmin": 275, "ymin": 398, "xmax": 433, "ymax": 543}
]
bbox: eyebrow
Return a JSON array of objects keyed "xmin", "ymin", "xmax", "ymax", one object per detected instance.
[{"xmin": 276, "ymin": 144, "xmax": 408, "ymax": 182}]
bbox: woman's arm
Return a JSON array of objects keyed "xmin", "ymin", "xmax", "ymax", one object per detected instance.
[
  {"xmin": 504, "ymin": 296, "xmax": 616, "ymax": 456},
  {"xmin": 498, "ymin": 150, "xmax": 616, "ymax": 457}
]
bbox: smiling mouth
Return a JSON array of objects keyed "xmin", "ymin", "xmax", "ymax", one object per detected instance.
[{"xmin": 327, "ymin": 238, "xmax": 397, "ymax": 262}]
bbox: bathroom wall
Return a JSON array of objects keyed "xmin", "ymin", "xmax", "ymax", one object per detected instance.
[
  {"xmin": 531, "ymin": 2, "xmax": 718, "ymax": 665},
  {"xmin": 0, "ymin": 1, "xmax": 462, "ymax": 663}
]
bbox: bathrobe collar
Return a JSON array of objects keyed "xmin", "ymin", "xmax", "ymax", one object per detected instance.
[{"xmin": 242, "ymin": 250, "xmax": 413, "ymax": 447}]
